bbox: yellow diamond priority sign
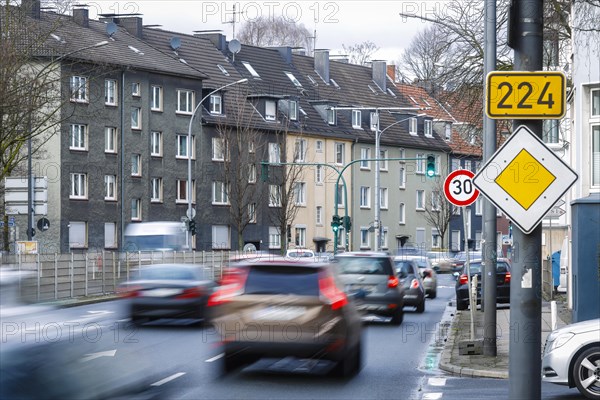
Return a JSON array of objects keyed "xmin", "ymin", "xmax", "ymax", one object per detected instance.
[{"xmin": 473, "ymin": 125, "xmax": 577, "ymax": 234}]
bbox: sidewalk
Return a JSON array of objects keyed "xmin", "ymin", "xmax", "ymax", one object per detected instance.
[{"xmin": 439, "ymin": 301, "xmax": 569, "ymax": 379}]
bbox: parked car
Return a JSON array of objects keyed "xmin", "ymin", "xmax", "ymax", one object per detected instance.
[
  {"xmin": 334, "ymin": 252, "xmax": 405, "ymax": 325},
  {"xmin": 542, "ymin": 318, "xmax": 600, "ymax": 399},
  {"xmin": 454, "ymin": 259, "xmax": 511, "ymax": 310},
  {"xmin": 450, "ymin": 251, "xmax": 483, "ymax": 273},
  {"xmin": 393, "ymin": 258, "xmax": 426, "ymax": 313},
  {"xmin": 118, "ymin": 263, "xmax": 216, "ymax": 325},
  {"xmin": 208, "ymin": 259, "xmax": 363, "ymax": 377},
  {"xmin": 397, "ymin": 255, "xmax": 438, "ymax": 299}
]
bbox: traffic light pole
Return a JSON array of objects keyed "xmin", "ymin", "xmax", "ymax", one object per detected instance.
[{"xmin": 508, "ymin": 0, "xmax": 544, "ymax": 398}]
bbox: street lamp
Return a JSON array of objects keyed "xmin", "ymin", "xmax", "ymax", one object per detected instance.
[
  {"xmin": 27, "ymin": 40, "xmax": 109, "ymax": 240},
  {"xmin": 186, "ymin": 78, "xmax": 248, "ymax": 249}
]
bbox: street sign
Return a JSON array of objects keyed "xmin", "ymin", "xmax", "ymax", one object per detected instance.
[
  {"xmin": 443, "ymin": 169, "xmax": 480, "ymax": 206},
  {"xmin": 486, "ymin": 71, "xmax": 566, "ymax": 119},
  {"xmin": 473, "ymin": 125, "xmax": 578, "ymax": 234},
  {"xmin": 186, "ymin": 208, "xmax": 196, "ymax": 219},
  {"xmin": 545, "ymin": 205, "xmax": 566, "ymax": 219}
]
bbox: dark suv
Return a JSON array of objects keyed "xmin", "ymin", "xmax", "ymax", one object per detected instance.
[
  {"xmin": 455, "ymin": 258, "xmax": 511, "ymax": 310},
  {"xmin": 333, "ymin": 252, "xmax": 405, "ymax": 325},
  {"xmin": 207, "ymin": 259, "xmax": 363, "ymax": 377}
]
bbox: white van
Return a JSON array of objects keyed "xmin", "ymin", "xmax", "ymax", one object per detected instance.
[{"xmin": 124, "ymin": 221, "xmax": 187, "ymax": 252}]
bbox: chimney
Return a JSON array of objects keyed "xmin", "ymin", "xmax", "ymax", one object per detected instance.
[
  {"xmin": 314, "ymin": 49, "xmax": 329, "ymax": 84},
  {"xmin": 73, "ymin": 7, "xmax": 89, "ymax": 28},
  {"xmin": 387, "ymin": 65, "xmax": 396, "ymax": 83},
  {"xmin": 273, "ymin": 47, "xmax": 292, "ymax": 64},
  {"xmin": 372, "ymin": 60, "xmax": 387, "ymax": 92},
  {"xmin": 195, "ymin": 33, "xmax": 226, "ymax": 51},
  {"xmin": 119, "ymin": 16, "xmax": 143, "ymax": 38},
  {"xmin": 22, "ymin": 0, "xmax": 41, "ymax": 19}
]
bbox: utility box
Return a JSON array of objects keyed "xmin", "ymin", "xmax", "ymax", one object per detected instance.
[
  {"xmin": 570, "ymin": 193, "xmax": 600, "ymax": 323},
  {"xmin": 458, "ymin": 339, "xmax": 483, "ymax": 355}
]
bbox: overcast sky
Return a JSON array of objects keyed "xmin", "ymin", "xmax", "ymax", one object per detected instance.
[{"xmin": 87, "ymin": 1, "xmax": 434, "ymax": 64}]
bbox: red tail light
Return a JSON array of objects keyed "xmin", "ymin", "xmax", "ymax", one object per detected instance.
[
  {"xmin": 504, "ymin": 272, "xmax": 511, "ymax": 284},
  {"xmin": 117, "ymin": 285, "xmax": 142, "ymax": 298},
  {"xmin": 410, "ymin": 279, "xmax": 420, "ymax": 289},
  {"xmin": 176, "ymin": 287, "xmax": 203, "ymax": 299},
  {"xmin": 459, "ymin": 274, "xmax": 469, "ymax": 285},
  {"xmin": 207, "ymin": 268, "xmax": 247, "ymax": 306},
  {"xmin": 387, "ymin": 276, "xmax": 399, "ymax": 288},
  {"xmin": 319, "ymin": 273, "xmax": 347, "ymax": 310}
]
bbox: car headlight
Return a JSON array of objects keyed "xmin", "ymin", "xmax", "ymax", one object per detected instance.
[{"xmin": 547, "ymin": 332, "xmax": 575, "ymax": 353}]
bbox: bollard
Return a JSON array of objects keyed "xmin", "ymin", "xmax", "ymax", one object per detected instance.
[{"xmin": 551, "ymin": 300, "xmax": 558, "ymax": 330}]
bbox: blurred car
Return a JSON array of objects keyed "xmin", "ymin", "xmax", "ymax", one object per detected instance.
[
  {"xmin": 393, "ymin": 258, "xmax": 426, "ymax": 313},
  {"xmin": 285, "ymin": 248, "xmax": 317, "ymax": 261},
  {"xmin": 542, "ymin": 318, "xmax": 600, "ymax": 399},
  {"xmin": 334, "ymin": 252, "xmax": 405, "ymax": 324},
  {"xmin": 426, "ymin": 251, "xmax": 455, "ymax": 273},
  {"xmin": 118, "ymin": 263, "xmax": 216, "ymax": 325},
  {"xmin": 397, "ymin": 255, "xmax": 438, "ymax": 299},
  {"xmin": 208, "ymin": 259, "xmax": 363, "ymax": 377},
  {"xmin": 455, "ymin": 258, "xmax": 511, "ymax": 311},
  {"xmin": 450, "ymin": 251, "xmax": 482, "ymax": 273}
]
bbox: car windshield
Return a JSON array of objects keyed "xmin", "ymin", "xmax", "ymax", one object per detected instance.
[
  {"xmin": 287, "ymin": 251, "xmax": 314, "ymax": 258},
  {"xmin": 393, "ymin": 261, "xmax": 415, "ymax": 278},
  {"xmin": 244, "ymin": 266, "xmax": 320, "ymax": 296},
  {"xmin": 335, "ymin": 257, "xmax": 392, "ymax": 275},
  {"xmin": 140, "ymin": 267, "xmax": 198, "ymax": 280}
]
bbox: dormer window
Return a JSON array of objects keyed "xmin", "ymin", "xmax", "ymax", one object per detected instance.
[
  {"xmin": 445, "ymin": 123, "xmax": 452, "ymax": 141},
  {"xmin": 409, "ymin": 117, "xmax": 417, "ymax": 135},
  {"xmin": 265, "ymin": 100, "xmax": 276, "ymax": 121},
  {"xmin": 210, "ymin": 94, "xmax": 222, "ymax": 114},
  {"xmin": 424, "ymin": 120, "xmax": 433, "ymax": 137},
  {"xmin": 370, "ymin": 112, "xmax": 378, "ymax": 131},
  {"xmin": 284, "ymin": 71, "xmax": 302, "ymax": 87},
  {"xmin": 289, "ymin": 100, "xmax": 298, "ymax": 121},
  {"xmin": 242, "ymin": 61, "xmax": 260, "ymax": 78},
  {"xmin": 352, "ymin": 110, "xmax": 362, "ymax": 129},
  {"xmin": 217, "ymin": 64, "xmax": 230, "ymax": 76},
  {"xmin": 327, "ymin": 108, "xmax": 336, "ymax": 125}
]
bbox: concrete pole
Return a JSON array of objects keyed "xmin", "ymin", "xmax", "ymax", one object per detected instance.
[
  {"xmin": 483, "ymin": 0, "xmax": 498, "ymax": 357},
  {"xmin": 508, "ymin": 0, "xmax": 543, "ymax": 398},
  {"xmin": 374, "ymin": 109, "xmax": 381, "ymax": 251}
]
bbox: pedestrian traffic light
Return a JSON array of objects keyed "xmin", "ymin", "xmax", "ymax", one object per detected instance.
[
  {"xmin": 426, "ymin": 155, "xmax": 436, "ymax": 177},
  {"xmin": 188, "ymin": 219, "xmax": 197, "ymax": 236},
  {"xmin": 343, "ymin": 216, "xmax": 352, "ymax": 232},
  {"xmin": 331, "ymin": 215, "xmax": 341, "ymax": 233}
]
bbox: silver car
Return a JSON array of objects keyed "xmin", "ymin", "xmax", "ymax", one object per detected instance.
[{"xmin": 542, "ymin": 318, "xmax": 600, "ymax": 399}]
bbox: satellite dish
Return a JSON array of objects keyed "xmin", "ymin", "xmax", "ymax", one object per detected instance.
[
  {"xmin": 228, "ymin": 39, "xmax": 241, "ymax": 54},
  {"xmin": 170, "ymin": 37, "xmax": 181, "ymax": 51},
  {"xmin": 106, "ymin": 22, "xmax": 117, "ymax": 37}
]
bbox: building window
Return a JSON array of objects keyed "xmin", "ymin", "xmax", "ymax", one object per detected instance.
[
  {"xmin": 592, "ymin": 88, "xmax": 600, "ymax": 117},
  {"xmin": 543, "ymin": 119, "xmax": 559, "ymax": 144},
  {"xmin": 105, "ymin": 127, "xmax": 117, "ymax": 153},
  {"xmin": 294, "ymin": 182, "xmax": 306, "ymax": 205},
  {"xmin": 131, "ymin": 154, "xmax": 141, "ymax": 176},
  {"xmin": 295, "ymin": 227, "xmax": 306, "ymax": 247},
  {"xmin": 265, "ymin": 100, "xmax": 276, "ymax": 120},
  {"xmin": 268, "ymin": 142, "xmax": 281, "ymax": 163},
  {"xmin": 315, "ymin": 165, "xmax": 323, "ymax": 184},
  {"xmin": 105, "ymin": 79, "xmax": 117, "ymax": 105},
  {"xmin": 431, "ymin": 191, "xmax": 441, "ymax": 211},
  {"xmin": 289, "ymin": 100, "xmax": 298, "ymax": 121},
  {"xmin": 409, "ymin": 117, "xmax": 417, "ymax": 135},
  {"xmin": 475, "ymin": 196, "xmax": 483, "ymax": 215},
  {"xmin": 360, "ymin": 148, "xmax": 371, "ymax": 169},
  {"xmin": 70, "ymin": 124, "xmax": 87, "ymax": 151},
  {"xmin": 416, "ymin": 228, "xmax": 426, "ymax": 247},
  {"xmin": 416, "ymin": 153, "xmax": 425, "ymax": 174},
  {"xmin": 380, "ymin": 149, "xmax": 388, "ymax": 171},
  {"xmin": 131, "ymin": 107, "xmax": 141, "ymax": 130},
  {"xmin": 104, "ymin": 175, "xmax": 117, "ymax": 201},
  {"xmin": 69, "ymin": 221, "xmax": 87, "ymax": 248},
  {"xmin": 177, "ymin": 135, "xmax": 195, "ymax": 159},
  {"xmin": 212, "ymin": 181, "xmax": 229, "ymax": 205},
  {"xmin": 399, "ymin": 202, "xmax": 405, "ymax": 224},
  {"xmin": 336, "ymin": 227, "xmax": 345, "ymax": 247},
  {"xmin": 177, "ymin": 179, "xmax": 196, "ymax": 203},
  {"xmin": 316, "ymin": 140, "xmax": 323, "ymax": 152},
  {"xmin": 131, "ymin": 198, "xmax": 142, "ymax": 221},
  {"xmin": 381, "ymin": 228, "xmax": 389, "ymax": 249},
  {"xmin": 151, "ymin": 131, "xmax": 162, "ymax": 157},
  {"xmin": 337, "ymin": 185, "xmax": 344, "ymax": 207},
  {"xmin": 370, "ymin": 112, "xmax": 378, "ymax": 131},
  {"xmin": 212, "ymin": 225, "xmax": 231, "ymax": 249},
  {"xmin": 248, "ymin": 164, "xmax": 257, "ymax": 183},
  {"xmin": 399, "ymin": 166, "xmax": 406, "ymax": 189},
  {"xmin": 284, "ymin": 71, "xmax": 302, "ymax": 87},
  {"xmin": 360, "ymin": 228, "xmax": 370, "ymax": 249},
  {"xmin": 316, "ymin": 206, "xmax": 323, "ymax": 225},
  {"xmin": 70, "ymin": 173, "xmax": 87, "ymax": 199},
  {"xmin": 248, "ymin": 140, "xmax": 255, "ymax": 153},
  {"xmin": 70, "ymin": 76, "xmax": 88, "ymax": 102},
  {"xmin": 269, "ymin": 226, "xmax": 281, "ymax": 249},
  {"xmin": 592, "ymin": 125, "xmax": 600, "ymax": 187},
  {"xmin": 269, "ymin": 185, "xmax": 281, "ymax": 207},
  {"xmin": 327, "ymin": 108, "xmax": 336, "ymax": 125},
  {"xmin": 104, "ymin": 222, "xmax": 117, "ymax": 249},
  {"xmin": 360, "ymin": 186, "xmax": 371, "ymax": 208},
  {"xmin": 248, "ymin": 203, "xmax": 256, "ymax": 223},
  {"xmin": 352, "ymin": 110, "xmax": 361, "ymax": 128},
  {"xmin": 475, "ymin": 231, "xmax": 482, "ymax": 251},
  {"xmin": 177, "ymin": 89, "xmax": 194, "ymax": 113},
  {"xmin": 335, "ymin": 142, "xmax": 345, "ymax": 165},
  {"xmin": 151, "ymin": 177, "xmax": 163, "ymax": 203},
  {"xmin": 445, "ymin": 123, "xmax": 452, "ymax": 140},
  {"xmin": 416, "ymin": 189, "xmax": 425, "ymax": 210},
  {"xmin": 242, "ymin": 61, "xmax": 260, "ymax": 78},
  {"xmin": 424, "ymin": 119, "xmax": 433, "ymax": 137},
  {"xmin": 131, "ymin": 82, "xmax": 141, "ymax": 96},
  {"xmin": 212, "ymin": 137, "xmax": 226, "ymax": 161},
  {"xmin": 151, "ymin": 85, "xmax": 163, "ymax": 111},
  {"xmin": 432, "ymin": 228, "xmax": 441, "ymax": 249},
  {"xmin": 380, "ymin": 187, "xmax": 388, "ymax": 210},
  {"xmin": 294, "ymin": 138, "xmax": 307, "ymax": 162},
  {"xmin": 209, "ymin": 94, "xmax": 222, "ymax": 114},
  {"xmin": 451, "ymin": 158, "xmax": 461, "ymax": 171}
]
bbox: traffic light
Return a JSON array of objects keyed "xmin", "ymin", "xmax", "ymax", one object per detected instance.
[
  {"xmin": 331, "ymin": 215, "xmax": 341, "ymax": 233},
  {"xmin": 343, "ymin": 216, "xmax": 352, "ymax": 232},
  {"xmin": 188, "ymin": 219, "xmax": 197, "ymax": 236},
  {"xmin": 426, "ymin": 155, "xmax": 436, "ymax": 177}
]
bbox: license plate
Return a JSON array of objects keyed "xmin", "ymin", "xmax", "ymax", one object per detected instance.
[
  {"xmin": 253, "ymin": 306, "xmax": 306, "ymax": 321},
  {"xmin": 348, "ymin": 284, "xmax": 376, "ymax": 292},
  {"xmin": 142, "ymin": 288, "xmax": 183, "ymax": 297}
]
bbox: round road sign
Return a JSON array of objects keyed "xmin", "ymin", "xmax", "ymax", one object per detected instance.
[{"xmin": 444, "ymin": 169, "xmax": 480, "ymax": 206}]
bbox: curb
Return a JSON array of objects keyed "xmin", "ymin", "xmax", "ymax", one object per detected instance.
[{"xmin": 42, "ymin": 294, "xmax": 120, "ymax": 309}]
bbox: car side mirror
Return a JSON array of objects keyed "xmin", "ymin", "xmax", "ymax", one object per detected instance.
[
  {"xmin": 422, "ymin": 270, "xmax": 431, "ymax": 278},
  {"xmin": 453, "ymin": 272, "xmax": 460, "ymax": 279}
]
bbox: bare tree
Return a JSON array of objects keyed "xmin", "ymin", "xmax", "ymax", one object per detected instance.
[
  {"xmin": 423, "ymin": 179, "xmax": 454, "ymax": 251},
  {"xmin": 340, "ymin": 41, "xmax": 379, "ymax": 66},
  {"xmin": 237, "ymin": 15, "xmax": 313, "ymax": 53}
]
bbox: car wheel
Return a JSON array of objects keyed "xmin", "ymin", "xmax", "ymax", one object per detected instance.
[
  {"xmin": 390, "ymin": 308, "xmax": 404, "ymax": 325},
  {"xmin": 331, "ymin": 343, "xmax": 361, "ymax": 378},
  {"xmin": 456, "ymin": 300, "xmax": 468, "ymax": 311},
  {"xmin": 429, "ymin": 290, "xmax": 437, "ymax": 299},
  {"xmin": 572, "ymin": 346, "xmax": 600, "ymax": 400},
  {"xmin": 416, "ymin": 300, "xmax": 425, "ymax": 313},
  {"xmin": 222, "ymin": 351, "xmax": 254, "ymax": 374}
]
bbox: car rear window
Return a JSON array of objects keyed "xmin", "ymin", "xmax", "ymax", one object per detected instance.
[
  {"xmin": 244, "ymin": 266, "xmax": 320, "ymax": 296},
  {"xmin": 464, "ymin": 261, "xmax": 510, "ymax": 274},
  {"xmin": 394, "ymin": 261, "xmax": 416, "ymax": 278},
  {"xmin": 141, "ymin": 267, "xmax": 197, "ymax": 280},
  {"xmin": 335, "ymin": 257, "xmax": 393, "ymax": 275}
]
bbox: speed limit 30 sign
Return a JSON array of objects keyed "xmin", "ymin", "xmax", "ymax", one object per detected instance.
[{"xmin": 444, "ymin": 169, "xmax": 480, "ymax": 206}]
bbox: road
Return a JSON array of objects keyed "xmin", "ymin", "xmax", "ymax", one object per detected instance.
[{"xmin": 4, "ymin": 275, "xmax": 579, "ymax": 399}]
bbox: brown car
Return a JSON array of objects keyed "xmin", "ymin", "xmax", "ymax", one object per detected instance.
[{"xmin": 207, "ymin": 259, "xmax": 363, "ymax": 377}]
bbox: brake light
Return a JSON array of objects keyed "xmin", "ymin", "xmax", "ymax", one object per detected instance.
[
  {"xmin": 410, "ymin": 279, "xmax": 420, "ymax": 289},
  {"xmin": 387, "ymin": 276, "xmax": 399, "ymax": 288},
  {"xmin": 176, "ymin": 287, "xmax": 203, "ymax": 299},
  {"xmin": 504, "ymin": 272, "xmax": 511, "ymax": 284},
  {"xmin": 207, "ymin": 268, "xmax": 248, "ymax": 306},
  {"xmin": 459, "ymin": 274, "xmax": 469, "ymax": 285},
  {"xmin": 319, "ymin": 274, "xmax": 347, "ymax": 310}
]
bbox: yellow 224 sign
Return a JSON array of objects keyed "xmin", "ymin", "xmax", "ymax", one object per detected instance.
[{"xmin": 486, "ymin": 71, "xmax": 566, "ymax": 119}]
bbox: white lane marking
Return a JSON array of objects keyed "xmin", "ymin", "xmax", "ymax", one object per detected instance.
[
  {"xmin": 205, "ymin": 353, "xmax": 224, "ymax": 362},
  {"xmin": 428, "ymin": 377, "xmax": 447, "ymax": 386},
  {"xmin": 81, "ymin": 349, "xmax": 117, "ymax": 362},
  {"xmin": 422, "ymin": 393, "xmax": 443, "ymax": 400},
  {"xmin": 150, "ymin": 372, "xmax": 186, "ymax": 387}
]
